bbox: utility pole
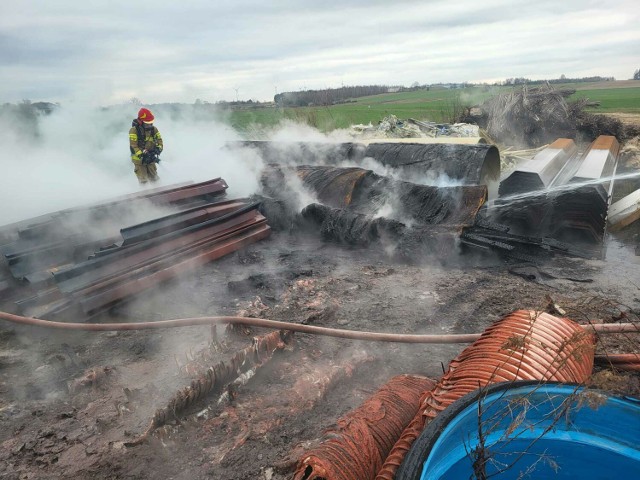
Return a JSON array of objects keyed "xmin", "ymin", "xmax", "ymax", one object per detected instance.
[{"xmin": 233, "ymin": 87, "xmax": 239, "ymax": 103}]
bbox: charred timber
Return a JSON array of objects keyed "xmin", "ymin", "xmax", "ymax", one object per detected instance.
[{"xmin": 125, "ymin": 329, "xmax": 293, "ymax": 447}]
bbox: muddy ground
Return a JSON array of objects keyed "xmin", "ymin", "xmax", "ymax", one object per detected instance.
[{"xmin": 1, "ymin": 229, "xmax": 640, "ymax": 480}]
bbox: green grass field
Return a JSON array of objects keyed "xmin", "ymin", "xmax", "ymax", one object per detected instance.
[
  {"xmin": 228, "ymin": 81, "xmax": 640, "ymax": 133},
  {"xmin": 571, "ymin": 87, "xmax": 640, "ymax": 113}
]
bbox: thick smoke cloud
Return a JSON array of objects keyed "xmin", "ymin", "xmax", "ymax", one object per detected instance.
[{"xmin": 0, "ymin": 104, "xmax": 265, "ymax": 226}]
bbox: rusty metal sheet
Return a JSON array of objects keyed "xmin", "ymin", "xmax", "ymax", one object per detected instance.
[
  {"xmin": 296, "ymin": 166, "xmax": 371, "ymax": 208},
  {"xmin": 74, "ymin": 215, "xmax": 267, "ymax": 301},
  {"xmin": 53, "ymin": 223, "xmax": 271, "ymax": 317},
  {"xmin": 120, "ymin": 199, "xmax": 247, "ymax": 245},
  {"xmin": 54, "ymin": 204, "xmax": 262, "ymax": 292}
]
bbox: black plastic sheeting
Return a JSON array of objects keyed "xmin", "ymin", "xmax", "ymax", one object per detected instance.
[
  {"xmin": 291, "ymin": 165, "xmax": 487, "ymax": 227},
  {"xmin": 300, "ymin": 203, "xmax": 459, "ymax": 261},
  {"xmin": 362, "ymin": 143, "xmax": 501, "ymax": 187},
  {"xmin": 230, "ymin": 141, "xmax": 500, "ymax": 187},
  {"xmin": 301, "ymin": 203, "xmax": 404, "ymax": 246}
]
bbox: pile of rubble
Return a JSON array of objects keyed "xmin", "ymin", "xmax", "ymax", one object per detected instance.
[
  {"xmin": 466, "ymin": 83, "xmax": 627, "ymax": 148},
  {"xmin": 469, "ymin": 135, "xmax": 620, "ymax": 260},
  {"xmin": 349, "ymin": 114, "xmax": 481, "ymax": 141}
]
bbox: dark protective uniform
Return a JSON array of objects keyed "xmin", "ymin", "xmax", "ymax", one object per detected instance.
[{"xmin": 129, "ymin": 119, "xmax": 163, "ymax": 184}]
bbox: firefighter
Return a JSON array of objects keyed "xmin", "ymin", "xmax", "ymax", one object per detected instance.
[{"xmin": 129, "ymin": 108, "xmax": 163, "ymax": 184}]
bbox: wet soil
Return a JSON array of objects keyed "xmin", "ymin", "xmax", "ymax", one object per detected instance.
[{"xmin": 1, "ymin": 232, "xmax": 639, "ymax": 479}]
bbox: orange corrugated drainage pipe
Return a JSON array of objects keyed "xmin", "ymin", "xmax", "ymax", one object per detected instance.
[
  {"xmin": 376, "ymin": 310, "xmax": 596, "ymax": 480},
  {"xmin": 293, "ymin": 374, "xmax": 436, "ymax": 480}
]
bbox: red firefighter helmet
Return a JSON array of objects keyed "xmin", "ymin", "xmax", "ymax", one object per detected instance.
[{"xmin": 137, "ymin": 108, "xmax": 155, "ymax": 123}]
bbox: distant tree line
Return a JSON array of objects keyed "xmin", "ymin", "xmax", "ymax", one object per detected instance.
[
  {"xmin": 273, "ymin": 84, "xmax": 426, "ymax": 107},
  {"xmin": 498, "ymin": 75, "xmax": 615, "ymax": 86},
  {"xmin": 0, "ymin": 100, "xmax": 59, "ymax": 139},
  {"xmin": 634, "ymin": 69, "xmax": 640, "ymax": 80}
]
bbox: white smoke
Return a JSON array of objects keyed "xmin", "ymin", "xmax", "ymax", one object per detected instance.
[{"xmin": 0, "ymin": 103, "xmax": 266, "ymax": 227}]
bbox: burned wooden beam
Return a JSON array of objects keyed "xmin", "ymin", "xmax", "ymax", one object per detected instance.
[{"xmin": 125, "ymin": 330, "xmax": 293, "ymax": 447}]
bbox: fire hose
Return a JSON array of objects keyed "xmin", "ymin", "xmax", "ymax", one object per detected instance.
[{"xmin": 0, "ymin": 311, "xmax": 637, "ymax": 343}]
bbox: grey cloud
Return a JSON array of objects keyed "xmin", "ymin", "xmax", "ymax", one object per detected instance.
[{"xmin": 0, "ymin": 0, "xmax": 638, "ymax": 103}]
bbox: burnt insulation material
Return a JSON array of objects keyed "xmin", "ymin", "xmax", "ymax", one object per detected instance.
[
  {"xmin": 296, "ymin": 165, "xmax": 374, "ymax": 209},
  {"xmin": 301, "ymin": 203, "xmax": 405, "ymax": 246},
  {"xmin": 363, "ymin": 143, "xmax": 500, "ymax": 186},
  {"xmin": 250, "ymin": 195, "xmax": 296, "ymax": 232},
  {"xmin": 293, "ymin": 165, "xmax": 486, "ymax": 227},
  {"xmin": 227, "ymin": 141, "xmax": 365, "ymax": 165},
  {"xmin": 382, "ymin": 181, "xmax": 486, "ymax": 227},
  {"xmin": 300, "ymin": 203, "xmax": 459, "ymax": 261}
]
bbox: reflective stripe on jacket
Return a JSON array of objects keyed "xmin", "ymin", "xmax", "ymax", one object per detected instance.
[{"xmin": 129, "ymin": 119, "xmax": 163, "ymax": 163}]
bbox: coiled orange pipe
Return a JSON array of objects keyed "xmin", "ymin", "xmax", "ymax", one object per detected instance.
[
  {"xmin": 376, "ymin": 310, "xmax": 596, "ymax": 480},
  {"xmin": 294, "ymin": 375, "xmax": 436, "ymax": 480}
]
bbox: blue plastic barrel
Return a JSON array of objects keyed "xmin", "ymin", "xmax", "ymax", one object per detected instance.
[{"xmin": 397, "ymin": 381, "xmax": 640, "ymax": 480}]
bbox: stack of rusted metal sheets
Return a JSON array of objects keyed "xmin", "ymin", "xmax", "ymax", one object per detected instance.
[{"xmin": 0, "ymin": 179, "xmax": 271, "ymax": 320}]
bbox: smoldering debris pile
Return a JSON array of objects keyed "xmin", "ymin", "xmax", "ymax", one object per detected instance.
[
  {"xmin": 261, "ymin": 164, "xmax": 487, "ymax": 259},
  {"xmin": 0, "ymin": 179, "xmax": 271, "ymax": 319},
  {"xmin": 250, "ymin": 133, "xmax": 622, "ymax": 262},
  {"xmin": 468, "ymin": 83, "xmax": 626, "ymax": 148},
  {"xmin": 228, "ymin": 140, "xmax": 501, "ymax": 188},
  {"xmin": 466, "ymin": 135, "xmax": 620, "ymax": 260},
  {"xmin": 248, "ymin": 142, "xmax": 500, "ymax": 257},
  {"xmin": 349, "ymin": 114, "xmax": 481, "ymax": 140},
  {"xmin": 300, "ymin": 203, "xmax": 405, "ymax": 246}
]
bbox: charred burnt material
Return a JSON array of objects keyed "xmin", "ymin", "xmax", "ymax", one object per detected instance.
[
  {"xmin": 261, "ymin": 164, "xmax": 486, "ymax": 258},
  {"xmin": 460, "ymin": 217, "xmax": 594, "ymax": 263},
  {"xmin": 232, "ymin": 141, "xmax": 500, "ymax": 188},
  {"xmin": 301, "ymin": 203, "xmax": 405, "ymax": 246},
  {"xmin": 484, "ymin": 136, "xmax": 620, "ymax": 257},
  {"xmin": 0, "ymin": 180, "xmax": 271, "ymax": 320},
  {"xmin": 301, "ymin": 204, "xmax": 460, "ymax": 261},
  {"xmin": 126, "ymin": 329, "xmax": 293, "ymax": 446},
  {"xmin": 362, "ymin": 143, "xmax": 500, "ymax": 187},
  {"xmin": 267, "ymin": 165, "xmax": 487, "ymax": 227}
]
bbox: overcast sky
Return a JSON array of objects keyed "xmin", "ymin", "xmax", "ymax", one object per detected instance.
[{"xmin": 1, "ymin": 0, "xmax": 639, "ymax": 105}]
